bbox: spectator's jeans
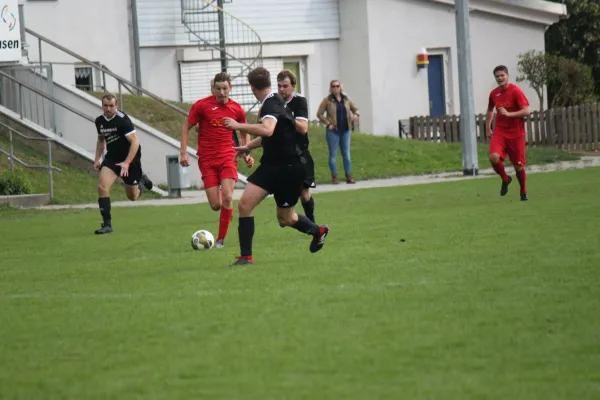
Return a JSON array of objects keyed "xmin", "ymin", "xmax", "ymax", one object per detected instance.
[{"xmin": 325, "ymin": 128, "xmax": 351, "ymax": 175}]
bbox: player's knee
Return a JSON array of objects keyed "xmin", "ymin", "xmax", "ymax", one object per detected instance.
[
  {"xmin": 126, "ymin": 192, "xmax": 137, "ymax": 201},
  {"xmin": 221, "ymin": 192, "xmax": 233, "ymax": 208},
  {"xmin": 209, "ymin": 201, "xmax": 221, "ymax": 212},
  {"xmin": 97, "ymin": 182, "xmax": 110, "ymax": 196},
  {"xmin": 514, "ymin": 164, "xmax": 523, "ymax": 172},
  {"xmin": 277, "ymin": 213, "xmax": 294, "ymax": 227},
  {"xmin": 301, "ymin": 191, "xmax": 311, "ymax": 202},
  {"xmin": 489, "ymin": 153, "xmax": 500, "ymax": 164},
  {"xmin": 238, "ymin": 198, "xmax": 252, "ymax": 216}
]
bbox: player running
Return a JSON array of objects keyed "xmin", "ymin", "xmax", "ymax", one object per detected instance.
[
  {"xmin": 224, "ymin": 67, "xmax": 329, "ymax": 266},
  {"xmin": 93, "ymin": 93, "xmax": 153, "ymax": 234},
  {"xmin": 180, "ymin": 72, "xmax": 254, "ymax": 248},
  {"xmin": 486, "ymin": 65, "xmax": 531, "ymax": 201},
  {"xmin": 276, "ymin": 69, "xmax": 316, "ymax": 223}
]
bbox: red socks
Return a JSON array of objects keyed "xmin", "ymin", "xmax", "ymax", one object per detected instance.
[
  {"xmin": 492, "ymin": 161, "xmax": 509, "ymax": 182},
  {"xmin": 516, "ymin": 169, "xmax": 527, "ymax": 194},
  {"xmin": 217, "ymin": 207, "xmax": 233, "ymax": 241}
]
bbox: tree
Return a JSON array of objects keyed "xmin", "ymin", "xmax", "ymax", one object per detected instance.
[
  {"xmin": 551, "ymin": 58, "xmax": 596, "ymax": 108},
  {"xmin": 516, "ymin": 50, "xmax": 596, "ymax": 109},
  {"xmin": 545, "ymin": 0, "xmax": 600, "ymax": 99},
  {"xmin": 516, "ymin": 50, "xmax": 556, "ymax": 111}
]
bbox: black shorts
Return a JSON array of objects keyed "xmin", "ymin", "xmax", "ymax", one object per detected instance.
[
  {"xmin": 248, "ymin": 162, "xmax": 305, "ymax": 208},
  {"xmin": 302, "ymin": 152, "xmax": 316, "ymax": 189},
  {"xmin": 101, "ymin": 158, "xmax": 143, "ymax": 186}
]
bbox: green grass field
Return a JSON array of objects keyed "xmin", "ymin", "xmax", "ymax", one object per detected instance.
[
  {"xmin": 0, "ymin": 134, "xmax": 161, "ymax": 204},
  {"xmin": 106, "ymin": 93, "xmax": 580, "ymax": 184},
  {"xmin": 1, "ymin": 168, "xmax": 599, "ymax": 399}
]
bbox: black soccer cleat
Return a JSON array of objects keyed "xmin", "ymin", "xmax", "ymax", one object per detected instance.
[
  {"xmin": 230, "ymin": 256, "xmax": 254, "ymax": 266},
  {"xmin": 520, "ymin": 192, "xmax": 529, "ymax": 201},
  {"xmin": 500, "ymin": 176, "xmax": 512, "ymax": 196},
  {"xmin": 139, "ymin": 173, "xmax": 153, "ymax": 192},
  {"xmin": 310, "ymin": 225, "xmax": 329, "ymax": 254},
  {"xmin": 94, "ymin": 223, "xmax": 113, "ymax": 235}
]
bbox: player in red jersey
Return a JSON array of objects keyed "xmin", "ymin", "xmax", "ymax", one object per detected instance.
[
  {"xmin": 486, "ymin": 65, "xmax": 531, "ymax": 201},
  {"xmin": 180, "ymin": 72, "xmax": 254, "ymax": 248}
]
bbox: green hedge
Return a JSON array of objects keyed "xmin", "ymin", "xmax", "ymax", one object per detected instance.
[{"xmin": 0, "ymin": 170, "xmax": 33, "ymax": 195}]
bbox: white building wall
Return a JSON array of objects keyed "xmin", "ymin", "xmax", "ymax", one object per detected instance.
[
  {"xmin": 137, "ymin": 0, "xmax": 340, "ymax": 47},
  {"xmin": 141, "ymin": 40, "xmax": 340, "ymax": 117},
  {"xmin": 338, "ymin": 0, "xmax": 372, "ymax": 134},
  {"xmin": 22, "ymin": 0, "xmax": 134, "ymax": 92},
  {"xmin": 360, "ymin": 0, "xmax": 549, "ymax": 136},
  {"xmin": 469, "ymin": 12, "xmax": 546, "ymax": 112}
]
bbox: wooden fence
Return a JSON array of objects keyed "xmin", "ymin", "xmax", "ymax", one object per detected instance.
[{"xmin": 409, "ymin": 102, "xmax": 600, "ymax": 150}]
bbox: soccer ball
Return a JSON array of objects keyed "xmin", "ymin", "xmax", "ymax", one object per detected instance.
[{"xmin": 191, "ymin": 230, "xmax": 215, "ymax": 250}]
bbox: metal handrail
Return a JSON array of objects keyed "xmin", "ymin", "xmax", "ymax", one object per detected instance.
[
  {"xmin": 25, "ymin": 27, "xmax": 188, "ymax": 116},
  {"xmin": 0, "ymin": 69, "xmax": 96, "ymax": 123},
  {"xmin": 0, "ymin": 120, "xmax": 61, "ymax": 200}
]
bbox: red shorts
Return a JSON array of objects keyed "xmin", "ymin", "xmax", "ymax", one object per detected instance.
[
  {"xmin": 489, "ymin": 134, "xmax": 526, "ymax": 167},
  {"xmin": 198, "ymin": 158, "xmax": 238, "ymax": 189}
]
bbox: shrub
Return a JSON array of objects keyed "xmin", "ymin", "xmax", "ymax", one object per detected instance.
[{"xmin": 0, "ymin": 170, "xmax": 33, "ymax": 195}]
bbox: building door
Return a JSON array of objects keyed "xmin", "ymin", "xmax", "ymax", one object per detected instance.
[
  {"xmin": 427, "ymin": 54, "xmax": 446, "ymax": 117},
  {"xmin": 283, "ymin": 61, "xmax": 302, "ymax": 93}
]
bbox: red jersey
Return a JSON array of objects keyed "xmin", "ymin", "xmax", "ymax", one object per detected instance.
[
  {"xmin": 187, "ymin": 95, "xmax": 246, "ymax": 163},
  {"xmin": 487, "ymin": 83, "xmax": 529, "ymax": 139}
]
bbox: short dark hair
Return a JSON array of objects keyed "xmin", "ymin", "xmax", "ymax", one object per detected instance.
[
  {"xmin": 213, "ymin": 72, "xmax": 231, "ymax": 85},
  {"xmin": 247, "ymin": 67, "xmax": 271, "ymax": 90},
  {"xmin": 101, "ymin": 93, "xmax": 117, "ymax": 103},
  {"xmin": 493, "ymin": 65, "xmax": 508, "ymax": 75},
  {"xmin": 277, "ymin": 69, "xmax": 296, "ymax": 87}
]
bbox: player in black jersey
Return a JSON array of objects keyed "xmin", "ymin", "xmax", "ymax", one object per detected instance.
[
  {"xmin": 276, "ymin": 69, "xmax": 316, "ymax": 223},
  {"xmin": 93, "ymin": 93, "xmax": 153, "ymax": 234},
  {"xmin": 223, "ymin": 67, "xmax": 329, "ymax": 266}
]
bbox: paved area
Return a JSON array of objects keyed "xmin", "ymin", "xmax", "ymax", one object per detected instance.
[{"xmin": 35, "ymin": 156, "xmax": 600, "ymax": 210}]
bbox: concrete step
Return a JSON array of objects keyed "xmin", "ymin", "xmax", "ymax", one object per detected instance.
[{"xmin": 0, "ymin": 193, "xmax": 51, "ymax": 208}]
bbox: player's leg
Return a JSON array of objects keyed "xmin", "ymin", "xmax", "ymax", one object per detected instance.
[
  {"xmin": 300, "ymin": 188, "xmax": 315, "ymax": 223},
  {"xmin": 200, "ymin": 163, "xmax": 221, "ymax": 211},
  {"xmin": 274, "ymin": 164, "xmax": 329, "ymax": 254},
  {"xmin": 231, "ymin": 165, "xmax": 271, "ymax": 266},
  {"xmin": 123, "ymin": 161, "xmax": 144, "ymax": 201},
  {"xmin": 507, "ymin": 137, "xmax": 528, "ymax": 201},
  {"xmin": 339, "ymin": 129, "xmax": 355, "ymax": 183},
  {"xmin": 301, "ymin": 154, "xmax": 316, "ymax": 223},
  {"xmin": 96, "ymin": 162, "xmax": 119, "ymax": 234},
  {"xmin": 215, "ymin": 163, "xmax": 238, "ymax": 247},
  {"xmin": 325, "ymin": 128, "xmax": 340, "ymax": 184},
  {"xmin": 489, "ymin": 134, "xmax": 512, "ymax": 196}
]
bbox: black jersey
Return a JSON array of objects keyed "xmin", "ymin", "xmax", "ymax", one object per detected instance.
[
  {"xmin": 285, "ymin": 93, "xmax": 310, "ymax": 152},
  {"xmin": 94, "ymin": 110, "xmax": 141, "ymax": 162},
  {"xmin": 259, "ymin": 93, "xmax": 301, "ymax": 165}
]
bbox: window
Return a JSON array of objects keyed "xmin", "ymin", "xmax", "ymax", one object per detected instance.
[{"xmin": 74, "ymin": 66, "xmax": 93, "ymax": 91}]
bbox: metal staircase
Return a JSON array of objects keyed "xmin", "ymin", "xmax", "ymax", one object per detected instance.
[{"xmin": 181, "ymin": 0, "xmax": 263, "ymax": 111}]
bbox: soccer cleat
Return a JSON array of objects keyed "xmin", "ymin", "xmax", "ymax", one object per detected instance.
[
  {"xmin": 215, "ymin": 239, "xmax": 225, "ymax": 248},
  {"xmin": 94, "ymin": 223, "xmax": 113, "ymax": 235},
  {"xmin": 139, "ymin": 173, "xmax": 153, "ymax": 192},
  {"xmin": 310, "ymin": 225, "xmax": 329, "ymax": 254},
  {"xmin": 230, "ymin": 255, "xmax": 254, "ymax": 266},
  {"xmin": 520, "ymin": 192, "xmax": 529, "ymax": 201},
  {"xmin": 500, "ymin": 176, "xmax": 512, "ymax": 196}
]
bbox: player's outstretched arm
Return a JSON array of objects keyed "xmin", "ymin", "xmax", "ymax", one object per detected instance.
[
  {"xmin": 247, "ymin": 136, "xmax": 263, "ymax": 150},
  {"xmin": 224, "ymin": 117, "xmax": 276, "ymax": 137}
]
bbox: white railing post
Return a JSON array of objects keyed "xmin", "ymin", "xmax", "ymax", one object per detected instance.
[{"xmin": 47, "ymin": 140, "xmax": 54, "ymax": 201}]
